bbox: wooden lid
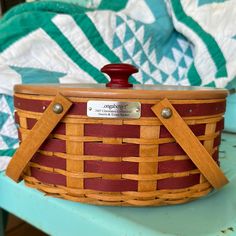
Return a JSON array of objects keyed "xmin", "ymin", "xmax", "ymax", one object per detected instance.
[
  {"xmin": 14, "ymin": 83, "xmax": 228, "ymax": 100},
  {"xmin": 14, "ymin": 63, "xmax": 228, "ymax": 100}
]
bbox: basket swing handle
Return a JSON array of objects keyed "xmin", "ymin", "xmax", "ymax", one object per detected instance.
[
  {"xmin": 6, "ymin": 93, "xmax": 228, "ymax": 189},
  {"xmin": 151, "ymin": 98, "xmax": 228, "ymax": 190},
  {"xmin": 6, "ymin": 93, "xmax": 72, "ymax": 182}
]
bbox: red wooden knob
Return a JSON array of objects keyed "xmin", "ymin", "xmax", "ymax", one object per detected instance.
[{"xmin": 101, "ymin": 63, "xmax": 138, "ymax": 88}]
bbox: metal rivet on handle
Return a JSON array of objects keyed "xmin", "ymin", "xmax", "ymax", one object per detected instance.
[
  {"xmin": 161, "ymin": 107, "xmax": 172, "ymax": 119},
  {"xmin": 53, "ymin": 103, "xmax": 63, "ymax": 114}
]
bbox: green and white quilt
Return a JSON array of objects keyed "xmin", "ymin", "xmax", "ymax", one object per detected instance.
[{"xmin": 0, "ymin": 0, "xmax": 235, "ymax": 170}]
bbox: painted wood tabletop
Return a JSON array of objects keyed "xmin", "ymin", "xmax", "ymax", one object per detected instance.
[{"xmin": 0, "ymin": 132, "xmax": 235, "ymax": 236}]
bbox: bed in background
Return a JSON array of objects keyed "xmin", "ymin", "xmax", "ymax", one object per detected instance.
[{"xmin": 0, "ymin": 0, "xmax": 235, "ymax": 171}]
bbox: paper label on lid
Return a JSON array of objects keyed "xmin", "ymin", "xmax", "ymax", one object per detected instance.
[{"xmin": 87, "ymin": 101, "xmax": 141, "ymax": 119}]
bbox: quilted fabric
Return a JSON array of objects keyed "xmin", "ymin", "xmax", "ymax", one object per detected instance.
[
  {"xmin": 0, "ymin": 0, "xmax": 235, "ymax": 170},
  {"xmin": 0, "ymin": 94, "xmax": 18, "ymax": 170}
]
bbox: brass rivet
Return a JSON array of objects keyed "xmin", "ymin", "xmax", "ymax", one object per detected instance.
[
  {"xmin": 53, "ymin": 103, "xmax": 63, "ymax": 114},
  {"xmin": 136, "ymin": 107, "xmax": 140, "ymax": 113},
  {"xmin": 89, "ymin": 107, "xmax": 92, "ymax": 111},
  {"xmin": 161, "ymin": 107, "xmax": 172, "ymax": 119}
]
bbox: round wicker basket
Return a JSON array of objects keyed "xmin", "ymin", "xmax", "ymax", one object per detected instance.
[{"xmin": 6, "ymin": 64, "xmax": 228, "ymax": 206}]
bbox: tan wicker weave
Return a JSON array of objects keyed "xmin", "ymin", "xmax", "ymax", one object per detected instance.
[
  {"xmin": 5, "ymin": 64, "xmax": 228, "ymax": 206},
  {"xmin": 11, "ymin": 92, "xmax": 226, "ymax": 206}
]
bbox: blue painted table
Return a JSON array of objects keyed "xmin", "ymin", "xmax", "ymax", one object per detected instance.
[{"xmin": 0, "ymin": 133, "xmax": 235, "ymax": 236}]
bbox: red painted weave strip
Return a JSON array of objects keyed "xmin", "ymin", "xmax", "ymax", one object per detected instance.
[
  {"xmin": 67, "ymin": 103, "xmax": 87, "ymax": 115},
  {"xmin": 31, "ymin": 167, "xmax": 66, "ymax": 186},
  {"xmin": 214, "ymin": 135, "xmax": 221, "ymax": 147},
  {"xmin": 84, "ymin": 160, "xmax": 138, "ymax": 174},
  {"xmin": 158, "ymin": 151, "xmax": 219, "ymax": 174},
  {"xmin": 84, "ymin": 143, "xmax": 139, "ymax": 157},
  {"xmin": 159, "ymin": 142, "xmax": 185, "ymax": 156},
  {"xmin": 158, "ymin": 136, "xmax": 221, "ymax": 156},
  {"xmin": 173, "ymin": 103, "xmax": 226, "ymax": 117},
  {"xmin": 160, "ymin": 123, "xmax": 206, "ymax": 138},
  {"xmin": 17, "ymin": 129, "xmax": 22, "ymax": 142},
  {"xmin": 14, "ymin": 112, "xmax": 19, "ymax": 124},
  {"xmin": 84, "ymin": 124, "xmax": 140, "ymax": 138},
  {"xmin": 39, "ymin": 139, "xmax": 66, "ymax": 153},
  {"xmin": 24, "ymin": 119, "xmax": 140, "ymax": 138},
  {"xmin": 157, "ymin": 174, "xmax": 200, "ymax": 190},
  {"xmin": 29, "ymin": 150, "xmax": 218, "ymax": 175},
  {"xmin": 212, "ymin": 152, "xmax": 219, "ymax": 165},
  {"xmin": 31, "ymin": 153, "xmax": 66, "ymax": 169},
  {"xmin": 14, "ymin": 97, "xmax": 51, "ymax": 112},
  {"xmin": 216, "ymin": 119, "xmax": 224, "ymax": 131},
  {"xmin": 30, "ymin": 135, "xmax": 221, "ymax": 155},
  {"xmin": 37, "ymin": 138, "xmax": 140, "ymax": 155},
  {"xmin": 158, "ymin": 159, "xmax": 197, "ymax": 173},
  {"xmin": 212, "ymin": 151, "xmax": 219, "ymax": 161},
  {"xmin": 26, "ymin": 118, "xmax": 66, "ymax": 135},
  {"xmin": 14, "ymin": 96, "xmax": 226, "ymax": 117},
  {"xmin": 19, "ymin": 118, "xmax": 224, "ymax": 142},
  {"xmin": 141, "ymin": 102, "xmax": 226, "ymax": 117},
  {"xmin": 22, "ymin": 118, "xmax": 224, "ymax": 140},
  {"xmin": 14, "ymin": 97, "xmax": 86, "ymax": 115},
  {"xmin": 26, "ymin": 118, "xmax": 37, "ymax": 129},
  {"xmin": 84, "ymin": 178, "xmax": 138, "ymax": 192}
]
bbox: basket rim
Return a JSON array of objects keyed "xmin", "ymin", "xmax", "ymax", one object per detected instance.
[{"xmin": 14, "ymin": 84, "xmax": 228, "ymax": 100}]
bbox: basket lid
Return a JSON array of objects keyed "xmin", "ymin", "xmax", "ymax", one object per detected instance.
[{"xmin": 14, "ymin": 64, "xmax": 228, "ymax": 100}]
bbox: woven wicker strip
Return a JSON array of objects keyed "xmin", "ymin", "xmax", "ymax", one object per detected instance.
[{"xmin": 13, "ymin": 92, "xmax": 226, "ymax": 206}]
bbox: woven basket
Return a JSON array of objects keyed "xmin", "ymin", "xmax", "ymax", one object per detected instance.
[{"xmin": 6, "ymin": 64, "xmax": 229, "ymax": 206}]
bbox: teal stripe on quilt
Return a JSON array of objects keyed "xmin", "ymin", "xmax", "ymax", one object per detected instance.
[
  {"xmin": 98, "ymin": 0, "xmax": 128, "ymax": 11},
  {"xmin": 72, "ymin": 14, "xmax": 121, "ymax": 63},
  {"xmin": 204, "ymin": 81, "xmax": 216, "ymax": 87},
  {"xmin": 0, "ymin": 2, "xmax": 90, "ymax": 53},
  {"xmin": 0, "ymin": 13, "xmax": 55, "ymax": 52},
  {"xmin": 0, "ymin": 94, "xmax": 14, "ymax": 114},
  {"xmin": 0, "ymin": 149, "xmax": 16, "ymax": 157},
  {"xmin": 0, "ymin": 112, "xmax": 9, "ymax": 131},
  {"xmin": 170, "ymin": 0, "xmax": 227, "ymax": 78},
  {"xmin": 198, "ymin": 0, "xmax": 225, "ymax": 6},
  {"xmin": 187, "ymin": 63, "xmax": 202, "ymax": 86},
  {"xmin": 1, "ymin": 135, "xmax": 18, "ymax": 148},
  {"xmin": 2, "ymin": 1, "xmax": 88, "ymax": 21},
  {"xmin": 42, "ymin": 21, "xmax": 108, "ymax": 83},
  {"xmin": 11, "ymin": 66, "xmax": 66, "ymax": 84},
  {"xmin": 72, "ymin": 14, "xmax": 139, "ymax": 84}
]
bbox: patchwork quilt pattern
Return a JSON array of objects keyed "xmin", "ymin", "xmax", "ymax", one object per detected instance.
[{"xmin": 0, "ymin": 0, "xmax": 235, "ymax": 170}]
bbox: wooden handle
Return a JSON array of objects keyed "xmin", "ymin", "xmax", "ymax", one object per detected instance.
[
  {"xmin": 6, "ymin": 93, "xmax": 73, "ymax": 182},
  {"xmin": 151, "ymin": 98, "xmax": 228, "ymax": 189}
]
